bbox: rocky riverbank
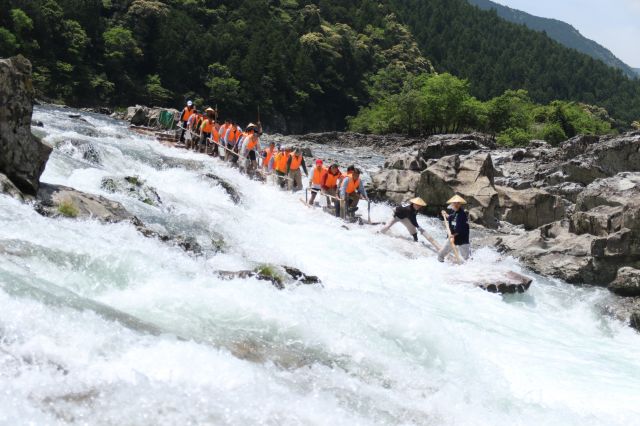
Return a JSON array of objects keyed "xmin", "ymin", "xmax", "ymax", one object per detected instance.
[
  {"xmin": 117, "ymin": 103, "xmax": 640, "ymax": 330},
  {"xmin": 358, "ymin": 130, "xmax": 640, "ymax": 329}
]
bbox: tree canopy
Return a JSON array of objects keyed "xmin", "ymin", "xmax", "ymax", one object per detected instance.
[{"xmin": 0, "ymin": 0, "xmax": 638, "ymax": 134}]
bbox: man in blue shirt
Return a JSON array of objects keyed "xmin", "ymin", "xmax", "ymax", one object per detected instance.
[{"xmin": 438, "ymin": 195, "xmax": 471, "ymax": 262}]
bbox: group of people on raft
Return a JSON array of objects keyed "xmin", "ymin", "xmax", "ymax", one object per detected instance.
[{"xmin": 177, "ymin": 101, "xmax": 471, "ymax": 263}]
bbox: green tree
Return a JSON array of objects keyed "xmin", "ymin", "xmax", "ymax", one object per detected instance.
[{"xmin": 0, "ymin": 27, "xmax": 18, "ymax": 55}]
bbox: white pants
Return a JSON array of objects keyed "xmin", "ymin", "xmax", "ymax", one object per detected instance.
[
  {"xmin": 438, "ymin": 241, "xmax": 471, "ymax": 263},
  {"xmin": 381, "ymin": 217, "xmax": 417, "ymax": 235}
]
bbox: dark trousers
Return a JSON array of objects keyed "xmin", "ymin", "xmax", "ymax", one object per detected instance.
[{"xmin": 179, "ymin": 121, "xmax": 188, "ymax": 142}]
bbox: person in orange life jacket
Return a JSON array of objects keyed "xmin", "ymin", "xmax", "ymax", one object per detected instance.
[
  {"xmin": 226, "ymin": 120, "xmax": 243, "ymax": 163},
  {"xmin": 380, "ymin": 197, "xmax": 427, "ymax": 242},
  {"xmin": 338, "ymin": 168, "xmax": 368, "ymax": 217},
  {"xmin": 199, "ymin": 108, "xmax": 215, "ymax": 153},
  {"xmin": 307, "ymin": 159, "xmax": 326, "ymax": 205},
  {"xmin": 179, "ymin": 100, "xmax": 195, "ymax": 143},
  {"xmin": 244, "ymin": 123, "xmax": 261, "ymax": 173},
  {"xmin": 209, "ymin": 119, "xmax": 221, "ymax": 157},
  {"xmin": 286, "ymin": 147, "xmax": 308, "ymax": 192},
  {"xmin": 321, "ymin": 163, "xmax": 342, "ymax": 207},
  {"xmin": 185, "ymin": 110, "xmax": 199, "ymax": 149},
  {"xmin": 263, "ymin": 142, "xmax": 276, "ymax": 171},
  {"xmin": 191, "ymin": 114, "xmax": 204, "ymax": 151},
  {"xmin": 274, "ymin": 146, "xmax": 291, "ymax": 188}
]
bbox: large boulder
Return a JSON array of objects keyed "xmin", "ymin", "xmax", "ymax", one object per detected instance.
[
  {"xmin": 496, "ymin": 221, "xmax": 602, "ymax": 284},
  {"xmin": 496, "ymin": 186, "xmax": 566, "ymax": 230},
  {"xmin": 370, "ymin": 169, "xmax": 421, "ymax": 204},
  {"xmin": 609, "ymin": 267, "xmax": 640, "ymax": 297},
  {"xmin": 36, "ymin": 183, "xmax": 134, "ymax": 222},
  {"xmin": 415, "ymin": 152, "xmax": 499, "ymax": 226},
  {"xmin": 0, "ymin": 55, "xmax": 52, "ymax": 195},
  {"xmin": 0, "ymin": 172, "xmax": 25, "ymax": 201},
  {"xmin": 571, "ymin": 173, "xmax": 640, "ymax": 243}
]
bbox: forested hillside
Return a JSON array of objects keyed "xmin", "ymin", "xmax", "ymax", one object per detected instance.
[
  {"xmin": 389, "ymin": 0, "xmax": 640, "ymax": 124},
  {"xmin": 467, "ymin": 0, "xmax": 639, "ymax": 78},
  {"xmin": 0, "ymin": 0, "xmax": 431, "ymax": 132},
  {"xmin": 1, "ymin": 0, "xmax": 639, "ymax": 132}
]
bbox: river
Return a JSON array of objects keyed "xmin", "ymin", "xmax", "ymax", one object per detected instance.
[{"xmin": 1, "ymin": 106, "xmax": 639, "ymax": 425}]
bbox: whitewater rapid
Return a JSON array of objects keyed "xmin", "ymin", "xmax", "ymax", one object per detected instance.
[{"xmin": 1, "ymin": 106, "xmax": 639, "ymax": 425}]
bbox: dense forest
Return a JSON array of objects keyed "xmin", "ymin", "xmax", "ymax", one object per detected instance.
[
  {"xmin": 467, "ymin": 0, "xmax": 639, "ymax": 78},
  {"xmin": 348, "ymin": 71, "xmax": 614, "ymax": 146},
  {"xmin": 1, "ymin": 0, "xmax": 639, "ymax": 134}
]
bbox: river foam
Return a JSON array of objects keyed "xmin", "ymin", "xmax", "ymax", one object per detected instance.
[{"xmin": 0, "ymin": 106, "xmax": 639, "ymax": 425}]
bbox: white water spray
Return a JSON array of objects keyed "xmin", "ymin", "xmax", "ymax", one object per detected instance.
[{"xmin": 0, "ymin": 106, "xmax": 639, "ymax": 425}]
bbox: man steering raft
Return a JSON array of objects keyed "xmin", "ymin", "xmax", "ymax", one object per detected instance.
[
  {"xmin": 380, "ymin": 197, "xmax": 427, "ymax": 242},
  {"xmin": 438, "ymin": 195, "xmax": 471, "ymax": 263}
]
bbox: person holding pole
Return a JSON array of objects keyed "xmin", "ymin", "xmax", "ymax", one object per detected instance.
[
  {"xmin": 438, "ymin": 195, "xmax": 471, "ymax": 263},
  {"xmin": 380, "ymin": 197, "xmax": 427, "ymax": 242},
  {"xmin": 199, "ymin": 108, "xmax": 215, "ymax": 154},
  {"xmin": 244, "ymin": 123, "xmax": 261, "ymax": 175},
  {"xmin": 178, "ymin": 100, "xmax": 195, "ymax": 143},
  {"xmin": 321, "ymin": 164, "xmax": 342, "ymax": 208},
  {"xmin": 287, "ymin": 147, "xmax": 308, "ymax": 192},
  {"xmin": 307, "ymin": 159, "xmax": 326, "ymax": 205},
  {"xmin": 338, "ymin": 168, "xmax": 368, "ymax": 218}
]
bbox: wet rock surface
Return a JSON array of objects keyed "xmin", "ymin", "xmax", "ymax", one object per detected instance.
[
  {"xmin": 203, "ymin": 173, "xmax": 242, "ymax": 204},
  {"xmin": 0, "ymin": 56, "xmax": 52, "ymax": 195},
  {"xmin": 367, "ymin": 131, "xmax": 640, "ymax": 330},
  {"xmin": 217, "ymin": 265, "xmax": 322, "ymax": 290},
  {"xmin": 101, "ymin": 175, "xmax": 162, "ymax": 207}
]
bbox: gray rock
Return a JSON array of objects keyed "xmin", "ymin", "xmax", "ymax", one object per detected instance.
[
  {"xmin": 370, "ymin": 169, "xmax": 421, "ymax": 204},
  {"xmin": 560, "ymin": 158, "xmax": 608, "ymax": 185},
  {"xmin": 217, "ymin": 265, "xmax": 322, "ymax": 290},
  {"xmin": 482, "ymin": 272, "xmax": 533, "ymax": 294},
  {"xmin": 0, "ymin": 56, "xmax": 52, "ymax": 195},
  {"xmin": 0, "ymin": 172, "xmax": 26, "ymax": 201},
  {"xmin": 609, "ymin": 267, "xmax": 640, "ymax": 297},
  {"xmin": 496, "ymin": 221, "xmax": 602, "ymax": 284},
  {"xmin": 601, "ymin": 296, "xmax": 640, "ymax": 332},
  {"xmin": 546, "ymin": 182, "xmax": 584, "ymax": 203},
  {"xmin": 36, "ymin": 183, "xmax": 134, "ymax": 222},
  {"xmin": 415, "ymin": 152, "xmax": 499, "ymax": 227},
  {"xmin": 101, "ymin": 176, "xmax": 162, "ymax": 206},
  {"xmin": 496, "ymin": 186, "xmax": 565, "ymax": 230},
  {"xmin": 559, "ymin": 134, "xmax": 601, "ymax": 161},
  {"xmin": 384, "ymin": 151, "xmax": 424, "ymax": 171},
  {"xmin": 203, "ymin": 173, "xmax": 242, "ymax": 204}
]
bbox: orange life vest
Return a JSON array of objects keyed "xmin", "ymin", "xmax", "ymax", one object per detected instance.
[
  {"xmin": 226, "ymin": 127, "xmax": 236, "ymax": 142},
  {"xmin": 246, "ymin": 134, "xmax": 258, "ymax": 150},
  {"xmin": 312, "ymin": 166, "xmax": 325, "ymax": 185},
  {"xmin": 323, "ymin": 171, "xmax": 340, "ymax": 189},
  {"xmin": 212, "ymin": 124, "xmax": 220, "ymax": 142},
  {"xmin": 182, "ymin": 107, "xmax": 194, "ymax": 122},
  {"xmin": 289, "ymin": 154, "xmax": 303, "ymax": 171},
  {"xmin": 264, "ymin": 147, "xmax": 275, "ymax": 168},
  {"xmin": 276, "ymin": 152, "xmax": 290, "ymax": 173},
  {"xmin": 346, "ymin": 176, "xmax": 361, "ymax": 194},
  {"xmin": 201, "ymin": 119, "xmax": 214, "ymax": 134}
]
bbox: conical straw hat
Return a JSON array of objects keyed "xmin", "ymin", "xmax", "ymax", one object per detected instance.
[
  {"xmin": 409, "ymin": 197, "xmax": 427, "ymax": 207},
  {"xmin": 447, "ymin": 194, "xmax": 467, "ymax": 204}
]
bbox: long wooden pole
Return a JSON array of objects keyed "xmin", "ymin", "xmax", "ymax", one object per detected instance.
[{"xmin": 441, "ymin": 211, "xmax": 462, "ymax": 264}]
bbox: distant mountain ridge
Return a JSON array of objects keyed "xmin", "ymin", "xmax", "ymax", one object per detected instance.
[{"xmin": 467, "ymin": 0, "xmax": 639, "ymax": 78}]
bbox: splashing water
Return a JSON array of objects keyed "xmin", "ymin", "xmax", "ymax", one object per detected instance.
[{"xmin": 1, "ymin": 106, "xmax": 639, "ymax": 425}]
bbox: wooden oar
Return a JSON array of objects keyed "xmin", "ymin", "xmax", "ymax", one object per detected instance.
[
  {"xmin": 441, "ymin": 211, "xmax": 462, "ymax": 264},
  {"xmin": 420, "ymin": 229, "xmax": 442, "ymax": 252}
]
